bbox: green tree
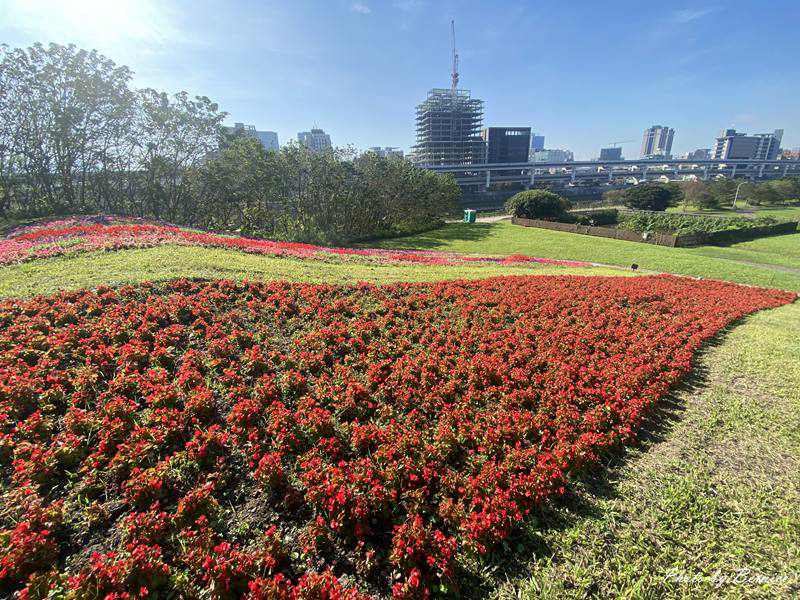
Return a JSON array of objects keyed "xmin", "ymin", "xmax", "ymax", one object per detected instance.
[
  {"xmin": 0, "ymin": 42, "xmax": 135, "ymax": 215},
  {"xmin": 505, "ymin": 189, "xmax": 572, "ymax": 220},
  {"xmin": 188, "ymin": 136, "xmax": 275, "ymax": 234},
  {"xmin": 602, "ymin": 189, "xmax": 626, "ymax": 206},
  {"xmin": 428, "ymin": 172, "xmax": 461, "ymax": 219},
  {"xmin": 788, "ymin": 177, "xmax": 800, "ymax": 198},
  {"xmin": 765, "ymin": 178, "xmax": 800, "ymax": 202},
  {"xmin": 133, "ymin": 89, "xmax": 226, "ymax": 220},
  {"xmin": 663, "ymin": 182, "xmax": 685, "ymax": 207},
  {"xmin": 681, "ymin": 181, "xmax": 719, "ymax": 210},
  {"xmin": 621, "ymin": 183, "xmax": 673, "ymax": 211},
  {"xmin": 352, "ymin": 151, "xmax": 427, "ymax": 235},
  {"xmin": 707, "ymin": 179, "xmax": 738, "ymax": 207},
  {"xmin": 747, "ymin": 182, "xmax": 783, "ymax": 206}
]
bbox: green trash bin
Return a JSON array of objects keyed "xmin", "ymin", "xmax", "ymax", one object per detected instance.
[{"xmin": 463, "ymin": 209, "xmax": 476, "ymax": 223}]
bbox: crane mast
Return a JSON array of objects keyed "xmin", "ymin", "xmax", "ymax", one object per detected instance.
[{"xmin": 450, "ymin": 20, "xmax": 459, "ymax": 94}]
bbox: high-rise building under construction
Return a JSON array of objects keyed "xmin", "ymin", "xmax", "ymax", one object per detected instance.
[{"xmin": 412, "ymin": 21, "xmax": 485, "ymax": 166}]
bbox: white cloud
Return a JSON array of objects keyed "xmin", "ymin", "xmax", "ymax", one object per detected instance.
[
  {"xmin": 350, "ymin": 2, "xmax": 371, "ymax": 14},
  {"xmin": 671, "ymin": 7, "xmax": 718, "ymax": 24}
]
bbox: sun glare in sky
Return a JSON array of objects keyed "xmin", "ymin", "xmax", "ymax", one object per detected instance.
[{"xmin": 5, "ymin": 0, "xmax": 172, "ymax": 51}]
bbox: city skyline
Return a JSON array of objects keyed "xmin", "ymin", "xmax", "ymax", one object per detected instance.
[{"xmin": 2, "ymin": 0, "xmax": 799, "ymax": 159}]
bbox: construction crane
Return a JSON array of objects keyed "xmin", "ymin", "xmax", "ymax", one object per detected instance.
[
  {"xmin": 607, "ymin": 140, "xmax": 636, "ymax": 148},
  {"xmin": 450, "ymin": 20, "xmax": 459, "ymax": 93}
]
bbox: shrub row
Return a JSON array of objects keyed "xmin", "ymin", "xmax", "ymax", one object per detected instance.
[
  {"xmin": 573, "ymin": 209, "xmax": 619, "ymax": 226},
  {"xmin": 616, "ymin": 212, "xmax": 782, "ymax": 235},
  {"xmin": 604, "ymin": 178, "xmax": 800, "ymax": 210},
  {"xmin": 505, "ymin": 189, "xmax": 793, "ymax": 236}
]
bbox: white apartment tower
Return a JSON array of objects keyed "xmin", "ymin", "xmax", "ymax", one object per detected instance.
[
  {"xmin": 641, "ymin": 125, "xmax": 675, "ymax": 158},
  {"xmin": 711, "ymin": 128, "xmax": 783, "ymax": 160},
  {"xmin": 297, "ymin": 128, "xmax": 332, "ymax": 152}
]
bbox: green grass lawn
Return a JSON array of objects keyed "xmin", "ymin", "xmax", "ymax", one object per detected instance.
[
  {"xmin": 0, "ymin": 245, "xmax": 622, "ymax": 299},
  {"xmin": 752, "ymin": 205, "xmax": 800, "ymax": 220},
  {"xmin": 692, "ymin": 234, "xmax": 800, "ymax": 271},
  {"xmin": 372, "ymin": 221, "xmax": 800, "ymax": 291}
]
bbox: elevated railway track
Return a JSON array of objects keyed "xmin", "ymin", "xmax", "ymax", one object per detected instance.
[{"xmin": 423, "ymin": 158, "xmax": 800, "ymax": 190}]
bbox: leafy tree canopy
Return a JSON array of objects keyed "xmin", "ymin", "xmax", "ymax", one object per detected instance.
[
  {"xmin": 506, "ymin": 189, "xmax": 572, "ymax": 220},
  {"xmin": 622, "ymin": 183, "xmax": 674, "ymax": 211}
]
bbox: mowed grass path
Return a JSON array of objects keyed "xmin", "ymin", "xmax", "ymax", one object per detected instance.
[
  {"xmin": 373, "ymin": 221, "xmax": 800, "ymax": 291},
  {"xmin": 0, "ymin": 245, "xmax": 622, "ymax": 299}
]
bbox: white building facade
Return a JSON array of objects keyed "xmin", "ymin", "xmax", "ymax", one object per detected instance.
[
  {"xmin": 298, "ymin": 128, "xmax": 332, "ymax": 152},
  {"xmin": 228, "ymin": 123, "xmax": 279, "ymax": 151},
  {"xmin": 641, "ymin": 125, "xmax": 675, "ymax": 158}
]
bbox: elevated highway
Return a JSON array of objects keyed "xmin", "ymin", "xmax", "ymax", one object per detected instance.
[{"xmin": 422, "ymin": 158, "xmax": 800, "ymax": 190}]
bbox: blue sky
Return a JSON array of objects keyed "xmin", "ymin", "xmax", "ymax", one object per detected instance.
[{"xmin": 2, "ymin": 0, "xmax": 799, "ymax": 159}]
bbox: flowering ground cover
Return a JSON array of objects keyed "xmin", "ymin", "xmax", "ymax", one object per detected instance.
[
  {"xmin": 0, "ymin": 275, "xmax": 793, "ymax": 598},
  {"xmin": 0, "ymin": 216, "xmax": 589, "ymax": 269}
]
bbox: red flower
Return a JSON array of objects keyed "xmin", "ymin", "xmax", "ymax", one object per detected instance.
[{"xmin": 0, "ymin": 275, "xmax": 793, "ymax": 597}]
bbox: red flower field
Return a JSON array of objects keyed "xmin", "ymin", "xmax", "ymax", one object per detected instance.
[
  {"xmin": 0, "ymin": 216, "xmax": 589, "ymax": 269},
  {"xmin": 0, "ymin": 275, "xmax": 793, "ymax": 598}
]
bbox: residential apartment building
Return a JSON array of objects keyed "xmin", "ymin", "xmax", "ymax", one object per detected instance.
[
  {"xmin": 298, "ymin": 128, "xmax": 332, "ymax": 152},
  {"xmin": 711, "ymin": 128, "xmax": 783, "ymax": 160},
  {"xmin": 641, "ymin": 125, "xmax": 675, "ymax": 158}
]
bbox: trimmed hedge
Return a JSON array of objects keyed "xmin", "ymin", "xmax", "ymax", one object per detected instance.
[
  {"xmin": 574, "ymin": 209, "xmax": 619, "ymax": 226},
  {"xmin": 617, "ymin": 212, "xmax": 781, "ymax": 235}
]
